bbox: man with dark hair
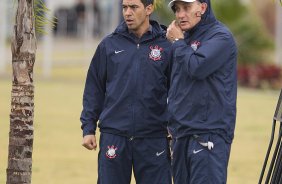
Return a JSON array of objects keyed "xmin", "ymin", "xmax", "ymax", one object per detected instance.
[
  {"xmin": 166, "ymin": 0, "xmax": 237, "ymax": 183},
  {"xmin": 80, "ymin": 0, "xmax": 172, "ymax": 183}
]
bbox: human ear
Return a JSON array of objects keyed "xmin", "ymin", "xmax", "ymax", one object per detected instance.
[
  {"xmin": 146, "ymin": 4, "xmax": 154, "ymax": 16},
  {"xmin": 200, "ymin": 3, "xmax": 207, "ymax": 15}
]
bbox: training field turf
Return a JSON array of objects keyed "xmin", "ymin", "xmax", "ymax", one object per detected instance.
[{"xmin": 0, "ymin": 43, "xmax": 280, "ymax": 183}]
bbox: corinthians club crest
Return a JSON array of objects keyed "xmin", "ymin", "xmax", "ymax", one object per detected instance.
[
  {"xmin": 106, "ymin": 145, "xmax": 118, "ymax": 159},
  {"xmin": 190, "ymin": 40, "xmax": 201, "ymax": 51},
  {"xmin": 149, "ymin": 45, "xmax": 163, "ymax": 61}
]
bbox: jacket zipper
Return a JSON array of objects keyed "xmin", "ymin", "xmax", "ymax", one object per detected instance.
[{"xmin": 132, "ymin": 42, "xmax": 140, "ymax": 137}]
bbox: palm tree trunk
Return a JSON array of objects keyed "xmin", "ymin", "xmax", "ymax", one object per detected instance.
[{"xmin": 6, "ymin": 0, "xmax": 36, "ymax": 183}]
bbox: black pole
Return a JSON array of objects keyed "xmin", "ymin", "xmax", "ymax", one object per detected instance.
[
  {"xmin": 259, "ymin": 89, "xmax": 282, "ymax": 184},
  {"xmin": 271, "ymin": 125, "xmax": 282, "ymax": 183},
  {"xmin": 266, "ymin": 124, "xmax": 282, "ymax": 183},
  {"xmin": 259, "ymin": 120, "xmax": 277, "ymax": 184}
]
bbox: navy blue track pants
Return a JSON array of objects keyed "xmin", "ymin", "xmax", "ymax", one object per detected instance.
[
  {"xmin": 171, "ymin": 133, "xmax": 231, "ymax": 184},
  {"xmin": 97, "ymin": 133, "xmax": 172, "ymax": 184}
]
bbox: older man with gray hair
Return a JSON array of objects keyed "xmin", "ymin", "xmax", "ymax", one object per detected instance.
[{"xmin": 166, "ymin": 0, "xmax": 237, "ymax": 183}]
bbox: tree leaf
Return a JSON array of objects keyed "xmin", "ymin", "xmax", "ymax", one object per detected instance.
[{"xmin": 34, "ymin": 0, "xmax": 57, "ymax": 35}]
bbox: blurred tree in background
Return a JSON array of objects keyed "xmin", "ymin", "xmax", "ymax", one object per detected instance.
[
  {"xmin": 211, "ymin": 0, "xmax": 280, "ymax": 89},
  {"xmin": 212, "ymin": 0, "xmax": 274, "ymax": 66},
  {"xmin": 153, "ymin": 0, "xmax": 174, "ymax": 26}
]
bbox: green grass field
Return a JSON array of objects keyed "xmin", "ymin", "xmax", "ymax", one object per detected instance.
[{"xmin": 0, "ymin": 64, "xmax": 280, "ymax": 184}]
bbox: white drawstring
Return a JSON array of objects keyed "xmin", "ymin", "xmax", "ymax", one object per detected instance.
[{"xmin": 199, "ymin": 141, "xmax": 214, "ymax": 150}]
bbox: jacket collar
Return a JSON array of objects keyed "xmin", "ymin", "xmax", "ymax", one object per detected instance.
[
  {"xmin": 186, "ymin": 0, "xmax": 217, "ymax": 38},
  {"xmin": 113, "ymin": 20, "xmax": 165, "ymax": 42}
]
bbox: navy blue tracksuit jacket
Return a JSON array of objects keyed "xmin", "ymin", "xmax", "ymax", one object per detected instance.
[
  {"xmin": 168, "ymin": 0, "xmax": 237, "ymax": 144},
  {"xmin": 81, "ymin": 20, "xmax": 172, "ymax": 138}
]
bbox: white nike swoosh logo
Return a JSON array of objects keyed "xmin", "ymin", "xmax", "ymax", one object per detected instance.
[
  {"xmin": 193, "ymin": 149, "xmax": 204, "ymax": 154},
  {"xmin": 115, "ymin": 50, "xmax": 125, "ymax": 54},
  {"xmin": 156, "ymin": 150, "xmax": 165, "ymax": 157}
]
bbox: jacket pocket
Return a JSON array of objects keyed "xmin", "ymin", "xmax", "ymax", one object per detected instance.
[{"xmin": 189, "ymin": 92, "xmax": 208, "ymax": 121}]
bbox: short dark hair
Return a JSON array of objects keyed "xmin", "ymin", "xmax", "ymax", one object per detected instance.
[{"xmin": 141, "ymin": 0, "xmax": 154, "ymax": 7}]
